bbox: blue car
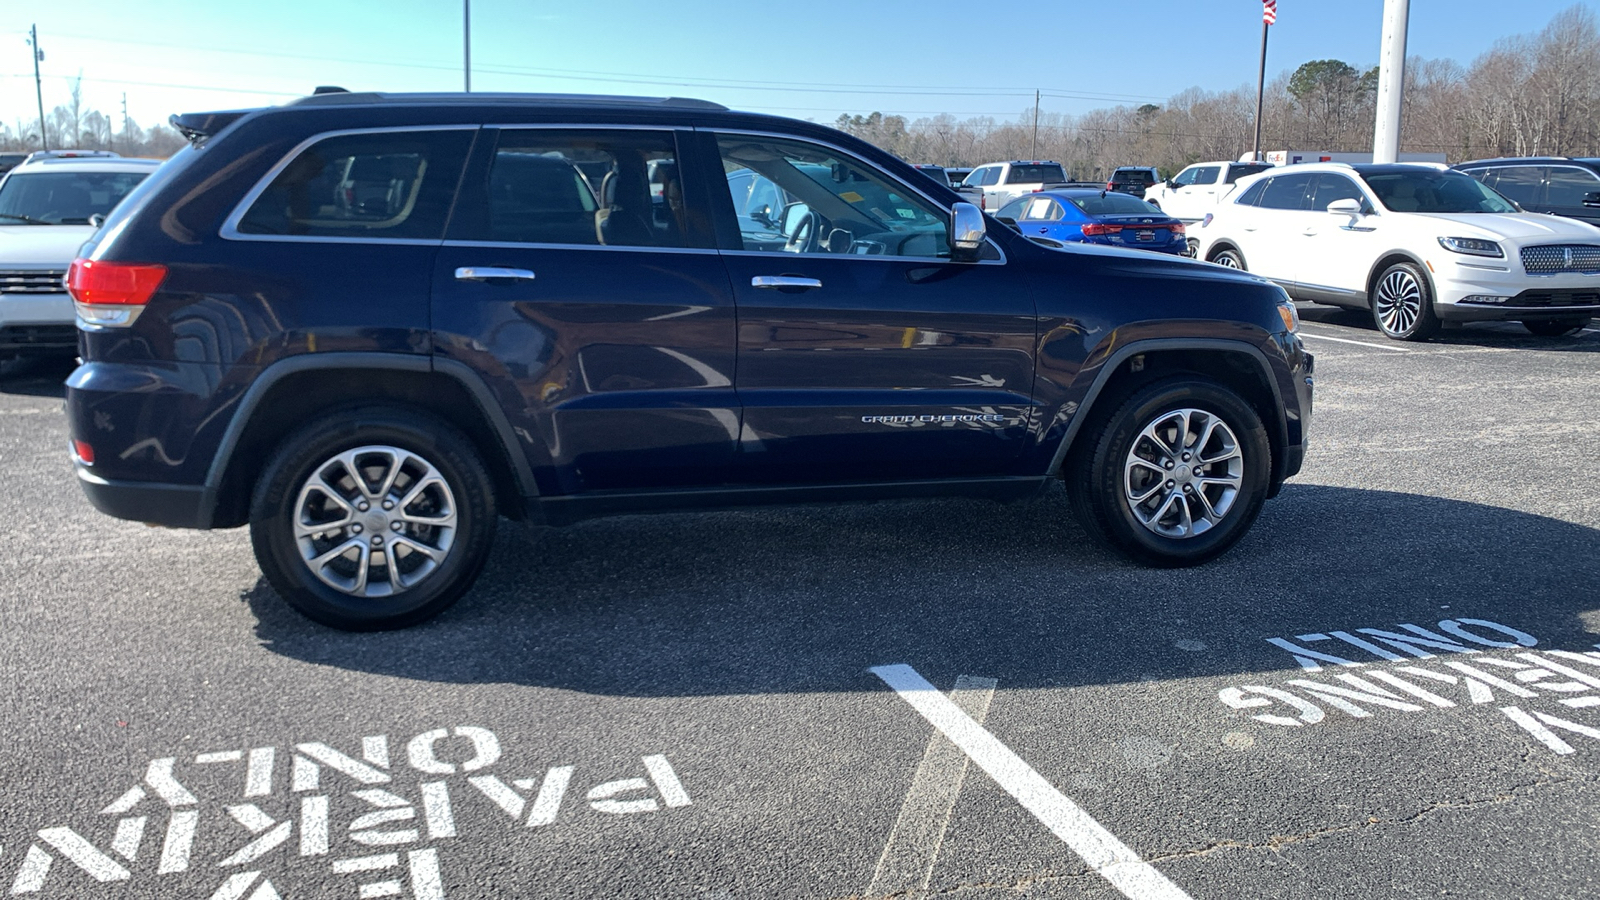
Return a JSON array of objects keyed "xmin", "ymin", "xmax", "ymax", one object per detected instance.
[{"xmin": 995, "ymin": 189, "xmax": 1189, "ymax": 255}]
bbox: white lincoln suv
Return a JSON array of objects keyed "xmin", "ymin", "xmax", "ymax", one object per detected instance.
[{"xmin": 1189, "ymin": 162, "xmax": 1600, "ymax": 340}]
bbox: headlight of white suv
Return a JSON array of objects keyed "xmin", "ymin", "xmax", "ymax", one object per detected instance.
[{"xmin": 1437, "ymin": 236, "xmax": 1504, "ymax": 257}]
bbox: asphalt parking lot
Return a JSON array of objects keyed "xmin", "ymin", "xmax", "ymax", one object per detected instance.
[{"xmin": 3, "ymin": 306, "xmax": 1599, "ymax": 900}]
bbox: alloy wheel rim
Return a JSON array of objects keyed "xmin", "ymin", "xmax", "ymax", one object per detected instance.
[
  {"xmin": 1122, "ymin": 408, "xmax": 1244, "ymax": 539},
  {"xmin": 1375, "ymin": 269, "xmax": 1422, "ymax": 335},
  {"xmin": 1216, "ymin": 254, "xmax": 1240, "ymax": 269},
  {"xmin": 291, "ymin": 445, "xmax": 458, "ymax": 598}
]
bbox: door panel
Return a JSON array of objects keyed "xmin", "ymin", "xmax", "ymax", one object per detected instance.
[
  {"xmin": 709, "ymin": 133, "xmax": 1037, "ymax": 482},
  {"xmin": 432, "ymin": 127, "xmax": 738, "ymax": 495}
]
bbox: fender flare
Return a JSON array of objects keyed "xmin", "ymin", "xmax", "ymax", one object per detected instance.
[
  {"xmin": 201, "ymin": 353, "xmax": 538, "ymax": 523},
  {"xmin": 1365, "ymin": 250, "xmax": 1435, "ymax": 307},
  {"xmin": 1044, "ymin": 337, "xmax": 1290, "ymax": 483}
]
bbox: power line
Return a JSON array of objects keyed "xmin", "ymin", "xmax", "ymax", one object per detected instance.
[{"xmin": 43, "ymin": 31, "xmax": 1169, "ymax": 104}]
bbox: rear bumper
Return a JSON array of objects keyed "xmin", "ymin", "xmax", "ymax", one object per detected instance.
[{"xmin": 75, "ymin": 465, "xmax": 213, "ymax": 529}]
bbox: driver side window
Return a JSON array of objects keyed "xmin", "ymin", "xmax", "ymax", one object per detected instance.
[
  {"xmin": 1172, "ymin": 167, "xmax": 1200, "ymax": 187},
  {"xmin": 715, "ymin": 135, "xmax": 950, "ymax": 258}
]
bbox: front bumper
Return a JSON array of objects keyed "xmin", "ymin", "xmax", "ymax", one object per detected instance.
[
  {"xmin": 0, "ymin": 290, "xmax": 76, "ymax": 351},
  {"xmin": 1435, "ymin": 264, "xmax": 1600, "ymax": 321}
]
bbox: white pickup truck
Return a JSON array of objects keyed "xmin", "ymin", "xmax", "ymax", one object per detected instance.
[
  {"xmin": 956, "ymin": 160, "xmax": 1068, "ymax": 212},
  {"xmin": 1140, "ymin": 160, "xmax": 1274, "ymax": 225}
]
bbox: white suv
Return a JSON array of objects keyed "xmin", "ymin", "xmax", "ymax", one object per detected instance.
[
  {"xmin": 0, "ymin": 153, "xmax": 160, "ymax": 362},
  {"xmin": 1190, "ymin": 162, "xmax": 1600, "ymax": 340}
]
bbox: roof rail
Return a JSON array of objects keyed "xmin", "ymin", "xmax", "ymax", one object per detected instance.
[
  {"xmin": 287, "ymin": 91, "xmax": 726, "ymax": 110},
  {"xmin": 24, "ymin": 149, "xmax": 120, "ymax": 162}
]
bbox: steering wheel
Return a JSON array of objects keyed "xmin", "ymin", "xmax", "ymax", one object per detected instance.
[{"xmin": 784, "ymin": 210, "xmax": 823, "ymax": 254}]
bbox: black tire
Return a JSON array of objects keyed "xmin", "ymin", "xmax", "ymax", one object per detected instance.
[
  {"xmin": 1068, "ymin": 378, "xmax": 1271, "ymax": 567},
  {"xmin": 1211, "ymin": 247, "xmax": 1246, "ymax": 270},
  {"xmin": 1521, "ymin": 317, "xmax": 1590, "ymax": 337},
  {"xmin": 249, "ymin": 406, "xmax": 497, "ymax": 630},
  {"xmin": 1370, "ymin": 261, "xmax": 1439, "ymax": 341}
]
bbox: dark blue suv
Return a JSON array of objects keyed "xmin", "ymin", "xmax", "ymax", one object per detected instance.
[{"xmin": 65, "ymin": 91, "xmax": 1312, "ymax": 629}]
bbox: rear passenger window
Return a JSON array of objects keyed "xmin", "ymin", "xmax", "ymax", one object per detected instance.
[
  {"xmin": 456, "ymin": 130, "xmax": 699, "ymax": 248},
  {"xmin": 1544, "ymin": 166, "xmax": 1600, "ymax": 207},
  {"xmin": 1487, "ymin": 166, "xmax": 1544, "ymax": 207},
  {"xmin": 1258, "ymin": 173, "xmax": 1313, "ymax": 210},
  {"xmin": 235, "ymin": 129, "xmax": 473, "ymax": 239},
  {"xmin": 1191, "ymin": 166, "xmax": 1221, "ymax": 185}
]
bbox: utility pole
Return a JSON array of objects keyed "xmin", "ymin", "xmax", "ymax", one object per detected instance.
[
  {"xmin": 1372, "ymin": 0, "xmax": 1410, "ymax": 163},
  {"xmin": 463, "ymin": 0, "xmax": 471, "ymax": 92},
  {"xmin": 1030, "ymin": 89, "xmax": 1040, "ymax": 159},
  {"xmin": 28, "ymin": 24, "xmax": 47, "ymax": 151},
  {"xmin": 121, "ymin": 93, "xmax": 129, "ymax": 154},
  {"xmin": 1252, "ymin": 2, "xmax": 1275, "ymax": 162}
]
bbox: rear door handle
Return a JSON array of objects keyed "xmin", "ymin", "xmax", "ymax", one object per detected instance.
[
  {"xmin": 455, "ymin": 267, "xmax": 536, "ymax": 282},
  {"xmin": 752, "ymin": 275, "xmax": 822, "ymax": 291}
]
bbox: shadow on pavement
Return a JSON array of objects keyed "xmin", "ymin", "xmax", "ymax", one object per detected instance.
[
  {"xmin": 1298, "ymin": 305, "xmax": 1599, "ymax": 350},
  {"xmin": 0, "ymin": 355, "xmax": 74, "ymax": 398},
  {"xmin": 245, "ymin": 483, "xmax": 1600, "ymax": 695}
]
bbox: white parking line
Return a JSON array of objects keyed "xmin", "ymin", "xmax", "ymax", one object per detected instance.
[
  {"xmin": 1297, "ymin": 331, "xmax": 1411, "ymax": 352},
  {"xmin": 867, "ymin": 674, "xmax": 998, "ymax": 897},
  {"xmin": 871, "ymin": 664, "xmax": 1192, "ymax": 900}
]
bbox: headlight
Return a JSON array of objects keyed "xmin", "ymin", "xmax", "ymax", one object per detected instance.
[
  {"xmin": 1276, "ymin": 298, "xmax": 1300, "ymax": 333},
  {"xmin": 1437, "ymin": 236, "xmax": 1504, "ymax": 257}
]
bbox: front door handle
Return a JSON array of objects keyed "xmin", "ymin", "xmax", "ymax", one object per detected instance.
[
  {"xmin": 752, "ymin": 275, "xmax": 822, "ymax": 291},
  {"xmin": 455, "ymin": 267, "xmax": 536, "ymax": 282}
]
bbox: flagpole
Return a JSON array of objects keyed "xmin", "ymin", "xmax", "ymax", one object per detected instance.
[{"xmin": 1252, "ymin": 9, "xmax": 1271, "ymax": 162}]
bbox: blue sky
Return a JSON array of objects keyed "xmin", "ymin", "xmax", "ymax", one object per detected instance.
[{"xmin": 2, "ymin": 1, "xmax": 1595, "ymax": 135}]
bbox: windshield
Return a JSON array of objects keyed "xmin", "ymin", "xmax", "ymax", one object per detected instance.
[
  {"xmin": 1361, "ymin": 170, "xmax": 1517, "ymax": 214},
  {"xmin": 1070, "ymin": 193, "xmax": 1162, "ymax": 216},
  {"xmin": 0, "ymin": 170, "xmax": 150, "ymax": 224}
]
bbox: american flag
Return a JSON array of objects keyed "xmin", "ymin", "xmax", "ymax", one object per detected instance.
[{"xmin": 1263, "ymin": 0, "xmax": 1277, "ymax": 24}]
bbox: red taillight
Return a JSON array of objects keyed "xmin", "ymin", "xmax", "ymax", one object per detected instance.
[
  {"xmin": 1081, "ymin": 223, "xmax": 1122, "ymax": 236},
  {"xmin": 72, "ymin": 439, "xmax": 95, "ymax": 465},
  {"xmin": 1172, "ymin": 223, "xmax": 1186, "ymax": 235},
  {"xmin": 66, "ymin": 259, "xmax": 167, "ymax": 306}
]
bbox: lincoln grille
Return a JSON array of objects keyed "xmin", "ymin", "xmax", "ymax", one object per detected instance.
[{"xmin": 1520, "ymin": 244, "xmax": 1600, "ymax": 275}]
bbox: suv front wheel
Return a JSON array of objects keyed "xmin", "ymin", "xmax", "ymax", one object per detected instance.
[
  {"xmin": 1371, "ymin": 261, "xmax": 1439, "ymax": 341},
  {"xmin": 1068, "ymin": 378, "xmax": 1271, "ymax": 567},
  {"xmin": 249, "ymin": 406, "xmax": 497, "ymax": 630}
]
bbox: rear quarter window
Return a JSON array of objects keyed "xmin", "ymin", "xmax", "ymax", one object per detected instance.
[
  {"xmin": 234, "ymin": 128, "xmax": 474, "ymax": 240},
  {"xmin": 1007, "ymin": 164, "xmax": 1066, "ymax": 184}
]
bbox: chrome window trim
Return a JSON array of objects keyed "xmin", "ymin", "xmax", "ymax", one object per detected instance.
[
  {"xmin": 709, "ymin": 127, "xmax": 1007, "ymax": 266},
  {"xmin": 220, "ymin": 124, "xmax": 479, "ymax": 244},
  {"xmin": 441, "ymin": 240, "xmax": 719, "ymax": 256},
  {"xmin": 482, "ymin": 123, "xmax": 694, "ymax": 132}
]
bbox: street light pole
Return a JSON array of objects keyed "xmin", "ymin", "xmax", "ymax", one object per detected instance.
[
  {"xmin": 1372, "ymin": 0, "xmax": 1410, "ymax": 163},
  {"xmin": 1252, "ymin": 17, "xmax": 1269, "ymax": 161},
  {"xmin": 463, "ymin": 0, "xmax": 472, "ymax": 92}
]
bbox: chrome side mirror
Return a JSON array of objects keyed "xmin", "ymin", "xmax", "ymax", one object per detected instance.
[{"xmin": 951, "ymin": 202, "xmax": 985, "ymax": 262}]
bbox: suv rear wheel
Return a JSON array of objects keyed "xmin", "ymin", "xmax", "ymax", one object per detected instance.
[
  {"xmin": 249, "ymin": 406, "xmax": 497, "ymax": 630},
  {"xmin": 1068, "ymin": 378, "xmax": 1271, "ymax": 566}
]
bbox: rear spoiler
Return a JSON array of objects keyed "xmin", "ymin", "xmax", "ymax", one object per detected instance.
[{"xmin": 168, "ymin": 109, "xmax": 257, "ymax": 145}]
